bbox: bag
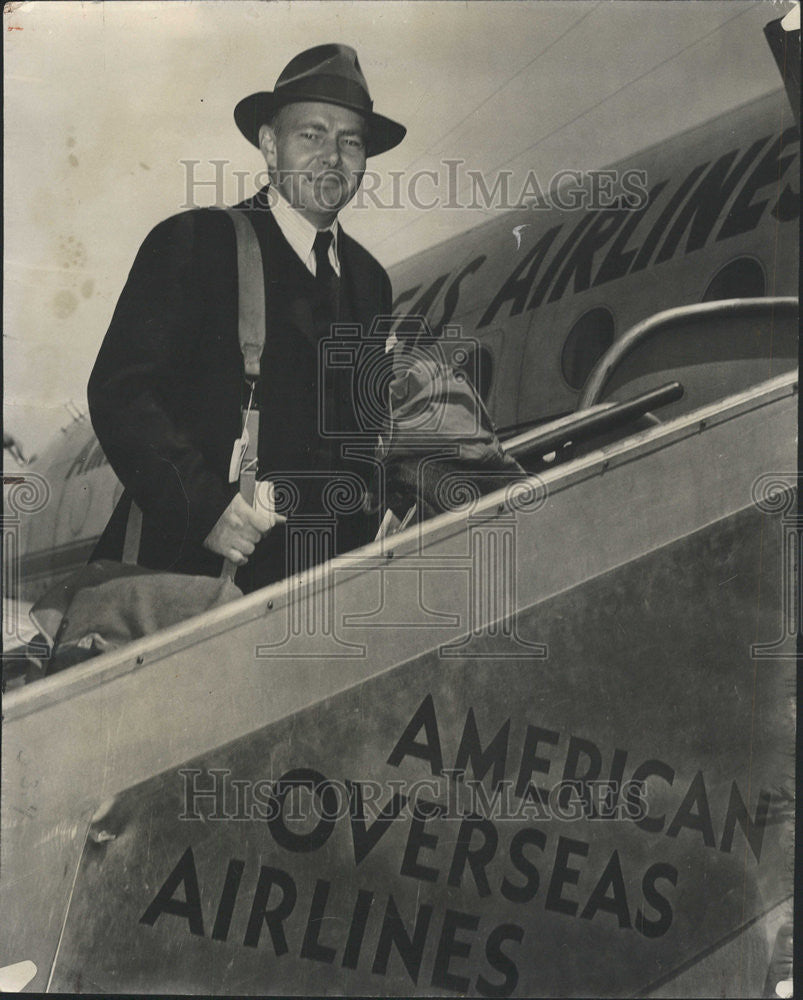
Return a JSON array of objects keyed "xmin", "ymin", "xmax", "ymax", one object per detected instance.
[
  {"xmin": 378, "ymin": 332, "xmax": 526, "ymax": 522},
  {"xmin": 30, "ymin": 560, "xmax": 242, "ymax": 672}
]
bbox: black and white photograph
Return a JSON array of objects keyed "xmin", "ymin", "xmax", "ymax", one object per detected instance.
[{"xmin": 2, "ymin": 1, "xmax": 799, "ymax": 995}]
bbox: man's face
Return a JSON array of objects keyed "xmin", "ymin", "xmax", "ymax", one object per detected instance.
[{"xmin": 259, "ymin": 101, "xmax": 368, "ymax": 224}]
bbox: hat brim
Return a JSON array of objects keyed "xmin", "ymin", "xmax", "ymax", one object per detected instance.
[{"xmin": 234, "ymin": 92, "xmax": 406, "ymax": 157}]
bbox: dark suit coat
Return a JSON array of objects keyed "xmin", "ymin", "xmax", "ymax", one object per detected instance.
[{"xmin": 88, "ymin": 189, "xmax": 392, "ymax": 578}]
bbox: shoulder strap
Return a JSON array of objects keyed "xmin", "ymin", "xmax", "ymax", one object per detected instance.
[
  {"xmin": 224, "ymin": 208, "xmax": 266, "ymax": 378},
  {"xmin": 221, "ymin": 208, "xmax": 266, "ymax": 580}
]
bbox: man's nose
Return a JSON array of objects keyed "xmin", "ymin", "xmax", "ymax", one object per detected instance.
[{"xmin": 319, "ymin": 136, "xmax": 341, "ymax": 166}]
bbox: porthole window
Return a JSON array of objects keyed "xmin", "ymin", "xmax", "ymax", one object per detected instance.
[
  {"xmin": 561, "ymin": 307, "xmax": 615, "ymax": 390},
  {"xmin": 702, "ymin": 257, "xmax": 765, "ymax": 301}
]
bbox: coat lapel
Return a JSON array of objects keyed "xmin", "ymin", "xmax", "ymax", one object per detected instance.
[{"xmin": 339, "ymin": 232, "xmax": 374, "ymax": 329}]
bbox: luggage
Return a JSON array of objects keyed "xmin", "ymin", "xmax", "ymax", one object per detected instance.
[
  {"xmin": 30, "ymin": 560, "xmax": 242, "ymax": 672},
  {"xmin": 378, "ymin": 327, "xmax": 526, "ymax": 522}
]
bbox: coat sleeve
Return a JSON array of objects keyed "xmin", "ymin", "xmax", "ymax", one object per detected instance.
[{"xmin": 88, "ymin": 212, "xmax": 233, "ymax": 550}]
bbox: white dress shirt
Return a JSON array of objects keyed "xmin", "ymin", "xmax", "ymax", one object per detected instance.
[{"xmin": 269, "ymin": 187, "xmax": 341, "ymax": 277}]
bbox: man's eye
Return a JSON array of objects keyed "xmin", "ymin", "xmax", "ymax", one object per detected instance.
[
  {"xmin": 343, "ymin": 137, "xmax": 365, "ymax": 150},
  {"xmin": 301, "ymin": 131, "xmax": 320, "ymax": 141}
]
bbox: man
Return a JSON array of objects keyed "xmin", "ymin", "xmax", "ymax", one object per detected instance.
[{"xmin": 88, "ymin": 44, "xmax": 405, "ymax": 593}]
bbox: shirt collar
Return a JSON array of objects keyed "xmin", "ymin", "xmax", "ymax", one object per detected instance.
[{"xmin": 269, "ymin": 187, "xmax": 341, "ymax": 277}]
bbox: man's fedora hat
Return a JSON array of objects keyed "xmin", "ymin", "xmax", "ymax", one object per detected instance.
[{"xmin": 235, "ymin": 43, "xmax": 406, "ymax": 157}]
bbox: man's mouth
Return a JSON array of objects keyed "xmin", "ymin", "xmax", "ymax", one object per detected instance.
[
  {"xmin": 282, "ymin": 170, "xmax": 345, "ymax": 186},
  {"xmin": 311, "ymin": 173, "xmax": 349, "ymax": 208},
  {"xmin": 315, "ymin": 172, "xmax": 346, "ymax": 186}
]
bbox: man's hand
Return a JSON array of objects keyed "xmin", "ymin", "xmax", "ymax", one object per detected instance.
[{"xmin": 203, "ymin": 492, "xmax": 286, "ymax": 565}]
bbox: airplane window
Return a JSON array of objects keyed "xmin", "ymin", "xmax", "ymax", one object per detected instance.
[
  {"xmin": 702, "ymin": 257, "xmax": 765, "ymax": 301},
  {"xmin": 561, "ymin": 307, "xmax": 615, "ymax": 390}
]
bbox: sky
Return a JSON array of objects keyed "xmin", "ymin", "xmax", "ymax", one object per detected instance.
[{"xmin": 3, "ymin": 0, "xmax": 793, "ymax": 455}]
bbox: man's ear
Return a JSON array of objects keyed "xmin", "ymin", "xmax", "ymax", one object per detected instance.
[{"xmin": 258, "ymin": 124, "xmax": 278, "ymax": 172}]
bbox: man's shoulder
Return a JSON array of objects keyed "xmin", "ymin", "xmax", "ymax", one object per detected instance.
[
  {"xmin": 133, "ymin": 207, "xmax": 240, "ymax": 269},
  {"xmin": 145, "ymin": 205, "xmax": 236, "ymax": 242}
]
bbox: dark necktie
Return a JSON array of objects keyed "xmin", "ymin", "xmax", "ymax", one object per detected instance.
[
  {"xmin": 313, "ymin": 229, "xmax": 339, "ymax": 331},
  {"xmin": 313, "ymin": 229, "xmax": 336, "ymax": 284}
]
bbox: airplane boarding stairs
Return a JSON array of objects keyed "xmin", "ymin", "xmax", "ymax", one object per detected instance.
[{"xmin": 1, "ymin": 368, "xmax": 797, "ymax": 995}]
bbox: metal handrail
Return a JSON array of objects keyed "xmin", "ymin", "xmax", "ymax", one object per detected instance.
[
  {"xmin": 578, "ymin": 296, "xmax": 799, "ymax": 409},
  {"xmin": 504, "ymin": 381, "xmax": 683, "ymax": 460}
]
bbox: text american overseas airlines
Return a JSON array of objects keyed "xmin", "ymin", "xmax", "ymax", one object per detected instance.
[{"xmin": 140, "ymin": 695, "xmax": 774, "ymax": 997}]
